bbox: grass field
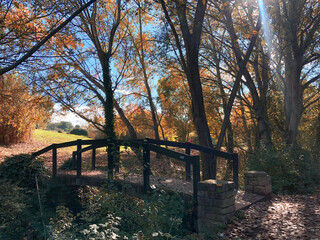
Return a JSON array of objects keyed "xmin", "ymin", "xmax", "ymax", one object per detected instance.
[{"xmin": 33, "ymin": 129, "xmax": 92, "ymax": 144}]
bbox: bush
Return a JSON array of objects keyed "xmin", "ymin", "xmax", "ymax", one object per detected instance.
[
  {"xmin": 248, "ymin": 143, "xmax": 320, "ymax": 194},
  {"xmin": 70, "ymin": 128, "xmax": 88, "ymax": 136},
  {"xmin": 0, "ymin": 180, "xmax": 25, "ymax": 225},
  {"xmin": 0, "ymin": 154, "xmax": 49, "ymax": 189},
  {"xmin": 48, "ymin": 188, "xmax": 191, "ymax": 239}
]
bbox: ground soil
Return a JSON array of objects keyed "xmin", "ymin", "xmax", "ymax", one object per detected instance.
[{"xmin": 1, "ymin": 141, "xmax": 320, "ymax": 240}]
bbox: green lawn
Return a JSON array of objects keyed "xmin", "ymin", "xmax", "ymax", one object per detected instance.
[
  {"xmin": 33, "ymin": 129, "xmax": 132, "ymax": 153},
  {"xmin": 34, "ymin": 129, "xmax": 92, "ymax": 144}
]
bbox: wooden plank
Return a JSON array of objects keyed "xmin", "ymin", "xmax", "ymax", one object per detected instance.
[
  {"xmin": 32, "ymin": 145, "xmax": 53, "ymax": 157},
  {"xmin": 185, "ymin": 143, "xmax": 191, "ymax": 180},
  {"xmin": 107, "ymin": 143, "xmax": 114, "ymax": 180},
  {"xmin": 233, "ymin": 154, "xmax": 239, "ymax": 189},
  {"xmin": 143, "ymin": 143, "xmax": 151, "ymax": 193},
  {"xmin": 92, "ymin": 147, "xmax": 96, "ymax": 170},
  {"xmin": 76, "ymin": 139, "xmax": 82, "ymax": 179},
  {"xmin": 148, "ymin": 144, "xmax": 194, "ymax": 163},
  {"xmin": 55, "ymin": 140, "xmax": 78, "ymax": 148},
  {"xmin": 146, "ymin": 138, "xmax": 186, "ymax": 148},
  {"xmin": 192, "ymin": 156, "xmax": 200, "ymax": 204},
  {"xmin": 189, "ymin": 143, "xmax": 234, "ymax": 159},
  {"xmin": 52, "ymin": 145, "xmax": 57, "ymax": 178}
]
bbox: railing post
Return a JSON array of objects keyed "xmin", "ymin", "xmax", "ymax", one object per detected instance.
[
  {"xmin": 143, "ymin": 142, "xmax": 151, "ymax": 193},
  {"xmin": 107, "ymin": 141, "xmax": 114, "ymax": 181},
  {"xmin": 76, "ymin": 139, "xmax": 82, "ymax": 184},
  {"xmin": 72, "ymin": 151, "xmax": 77, "ymax": 162},
  {"xmin": 114, "ymin": 144, "xmax": 120, "ymax": 173},
  {"xmin": 185, "ymin": 142, "xmax": 191, "ymax": 180},
  {"xmin": 233, "ymin": 154, "xmax": 239, "ymax": 189},
  {"xmin": 192, "ymin": 156, "xmax": 201, "ymax": 204},
  {"xmin": 52, "ymin": 144, "xmax": 57, "ymax": 178},
  {"xmin": 211, "ymin": 154, "xmax": 217, "ymax": 180},
  {"xmin": 91, "ymin": 146, "xmax": 96, "ymax": 170}
]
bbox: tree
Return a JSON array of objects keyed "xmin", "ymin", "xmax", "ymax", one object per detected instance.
[
  {"xmin": 0, "ymin": 73, "xmax": 53, "ymax": 144},
  {"xmin": 158, "ymin": 0, "xmax": 216, "ymax": 179},
  {"xmin": 124, "ymin": 1, "xmax": 161, "ymax": 140},
  {"xmin": 0, "ymin": 0, "xmax": 99, "ymax": 76},
  {"xmin": 270, "ymin": 0, "xmax": 320, "ymax": 144},
  {"xmin": 33, "ymin": 0, "xmax": 123, "ymax": 139}
]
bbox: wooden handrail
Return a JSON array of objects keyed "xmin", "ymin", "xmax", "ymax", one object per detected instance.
[{"xmin": 32, "ymin": 137, "xmax": 239, "ymax": 202}]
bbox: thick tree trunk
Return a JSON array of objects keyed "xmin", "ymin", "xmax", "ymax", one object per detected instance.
[
  {"xmin": 159, "ymin": 0, "xmax": 214, "ymax": 179},
  {"xmin": 101, "ymin": 54, "xmax": 116, "ymax": 139},
  {"xmin": 187, "ymin": 53, "xmax": 214, "ymax": 179},
  {"xmin": 284, "ymin": 63, "xmax": 303, "ymax": 145}
]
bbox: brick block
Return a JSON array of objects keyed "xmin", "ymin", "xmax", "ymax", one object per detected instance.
[
  {"xmin": 198, "ymin": 180, "xmax": 234, "ymax": 192},
  {"xmin": 206, "ymin": 212, "xmax": 234, "ymax": 223}
]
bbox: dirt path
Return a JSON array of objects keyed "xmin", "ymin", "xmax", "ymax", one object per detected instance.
[
  {"xmin": 222, "ymin": 192, "xmax": 320, "ymax": 240},
  {"xmin": 0, "ymin": 141, "xmax": 47, "ymax": 162}
]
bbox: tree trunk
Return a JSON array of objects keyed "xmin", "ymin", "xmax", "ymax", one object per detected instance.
[
  {"xmin": 102, "ymin": 54, "xmax": 116, "ymax": 139},
  {"xmin": 159, "ymin": 0, "xmax": 214, "ymax": 179},
  {"xmin": 284, "ymin": 62, "xmax": 303, "ymax": 145},
  {"xmin": 137, "ymin": 5, "xmax": 160, "ymax": 141},
  {"xmin": 114, "ymin": 100, "xmax": 137, "ymax": 139}
]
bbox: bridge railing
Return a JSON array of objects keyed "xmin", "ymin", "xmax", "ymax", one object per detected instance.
[
  {"xmin": 32, "ymin": 138, "xmax": 237, "ymax": 201},
  {"xmin": 142, "ymin": 138, "xmax": 239, "ymax": 189}
]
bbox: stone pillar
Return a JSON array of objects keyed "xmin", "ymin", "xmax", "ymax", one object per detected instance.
[
  {"xmin": 197, "ymin": 180, "xmax": 235, "ymax": 234},
  {"xmin": 244, "ymin": 171, "xmax": 272, "ymax": 196}
]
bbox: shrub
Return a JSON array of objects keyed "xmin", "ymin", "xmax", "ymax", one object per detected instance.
[
  {"xmin": 248, "ymin": 143, "xmax": 320, "ymax": 194},
  {"xmin": 0, "ymin": 154, "xmax": 49, "ymax": 189},
  {"xmin": 59, "ymin": 157, "xmax": 91, "ymax": 171},
  {"xmin": 48, "ymin": 188, "xmax": 191, "ymax": 239},
  {"xmin": 70, "ymin": 128, "xmax": 88, "ymax": 136},
  {"xmin": 0, "ymin": 180, "xmax": 25, "ymax": 225}
]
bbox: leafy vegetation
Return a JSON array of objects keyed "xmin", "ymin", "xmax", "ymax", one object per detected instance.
[
  {"xmin": 0, "ymin": 154, "xmax": 49, "ymax": 189},
  {"xmin": 0, "ymin": 153, "xmax": 195, "ymax": 239},
  {"xmin": 0, "ymin": 74, "xmax": 53, "ymax": 145},
  {"xmin": 248, "ymin": 144, "xmax": 320, "ymax": 194},
  {"xmin": 46, "ymin": 121, "xmax": 74, "ymax": 133},
  {"xmin": 70, "ymin": 128, "xmax": 88, "ymax": 137},
  {"xmin": 49, "ymin": 188, "xmax": 191, "ymax": 239}
]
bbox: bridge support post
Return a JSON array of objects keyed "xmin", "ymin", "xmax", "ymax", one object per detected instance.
[
  {"xmin": 232, "ymin": 154, "xmax": 239, "ymax": 189},
  {"xmin": 107, "ymin": 141, "xmax": 114, "ymax": 181},
  {"xmin": 114, "ymin": 144, "xmax": 120, "ymax": 173},
  {"xmin": 197, "ymin": 180, "xmax": 235, "ymax": 234},
  {"xmin": 192, "ymin": 156, "xmax": 201, "ymax": 203},
  {"xmin": 91, "ymin": 146, "xmax": 96, "ymax": 170},
  {"xmin": 76, "ymin": 139, "xmax": 82, "ymax": 185},
  {"xmin": 52, "ymin": 145, "xmax": 57, "ymax": 178},
  {"xmin": 185, "ymin": 142, "xmax": 191, "ymax": 181},
  {"xmin": 244, "ymin": 171, "xmax": 271, "ymax": 196},
  {"xmin": 143, "ymin": 142, "xmax": 151, "ymax": 193}
]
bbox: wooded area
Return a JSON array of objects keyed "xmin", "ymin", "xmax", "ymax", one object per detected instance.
[{"xmin": 0, "ymin": 0, "xmax": 319, "ymax": 182}]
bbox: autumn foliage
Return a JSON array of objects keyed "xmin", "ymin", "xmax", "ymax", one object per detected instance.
[{"xmin": 0, "ymin": 73, "xmax": 53, "ymax": 145}]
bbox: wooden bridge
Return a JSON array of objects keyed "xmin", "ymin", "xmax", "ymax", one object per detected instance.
[{"xmin": 32, "ymin": 138, "xmax": 263, "ymax": 209}]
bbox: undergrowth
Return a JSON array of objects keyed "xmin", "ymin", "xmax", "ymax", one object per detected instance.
[
  {"xmin": 248, "ymin": 143, "xmax": 320, "ymax": 194},
  {"xmin": 0, "ymin": 153, "xmax": 199, "ymax": 239}
]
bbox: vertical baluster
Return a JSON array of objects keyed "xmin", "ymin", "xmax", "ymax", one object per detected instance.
[
  {"xmin": 52, "ymin": 144, "xmax": 57, "ymax": 178},
  {"xmin": 185, "ymin": 142, "xmax": 191, "ymax": 180},
  {"xmin": 143, "ymin": 142, "xmax": 151, "ymax": 193}
]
